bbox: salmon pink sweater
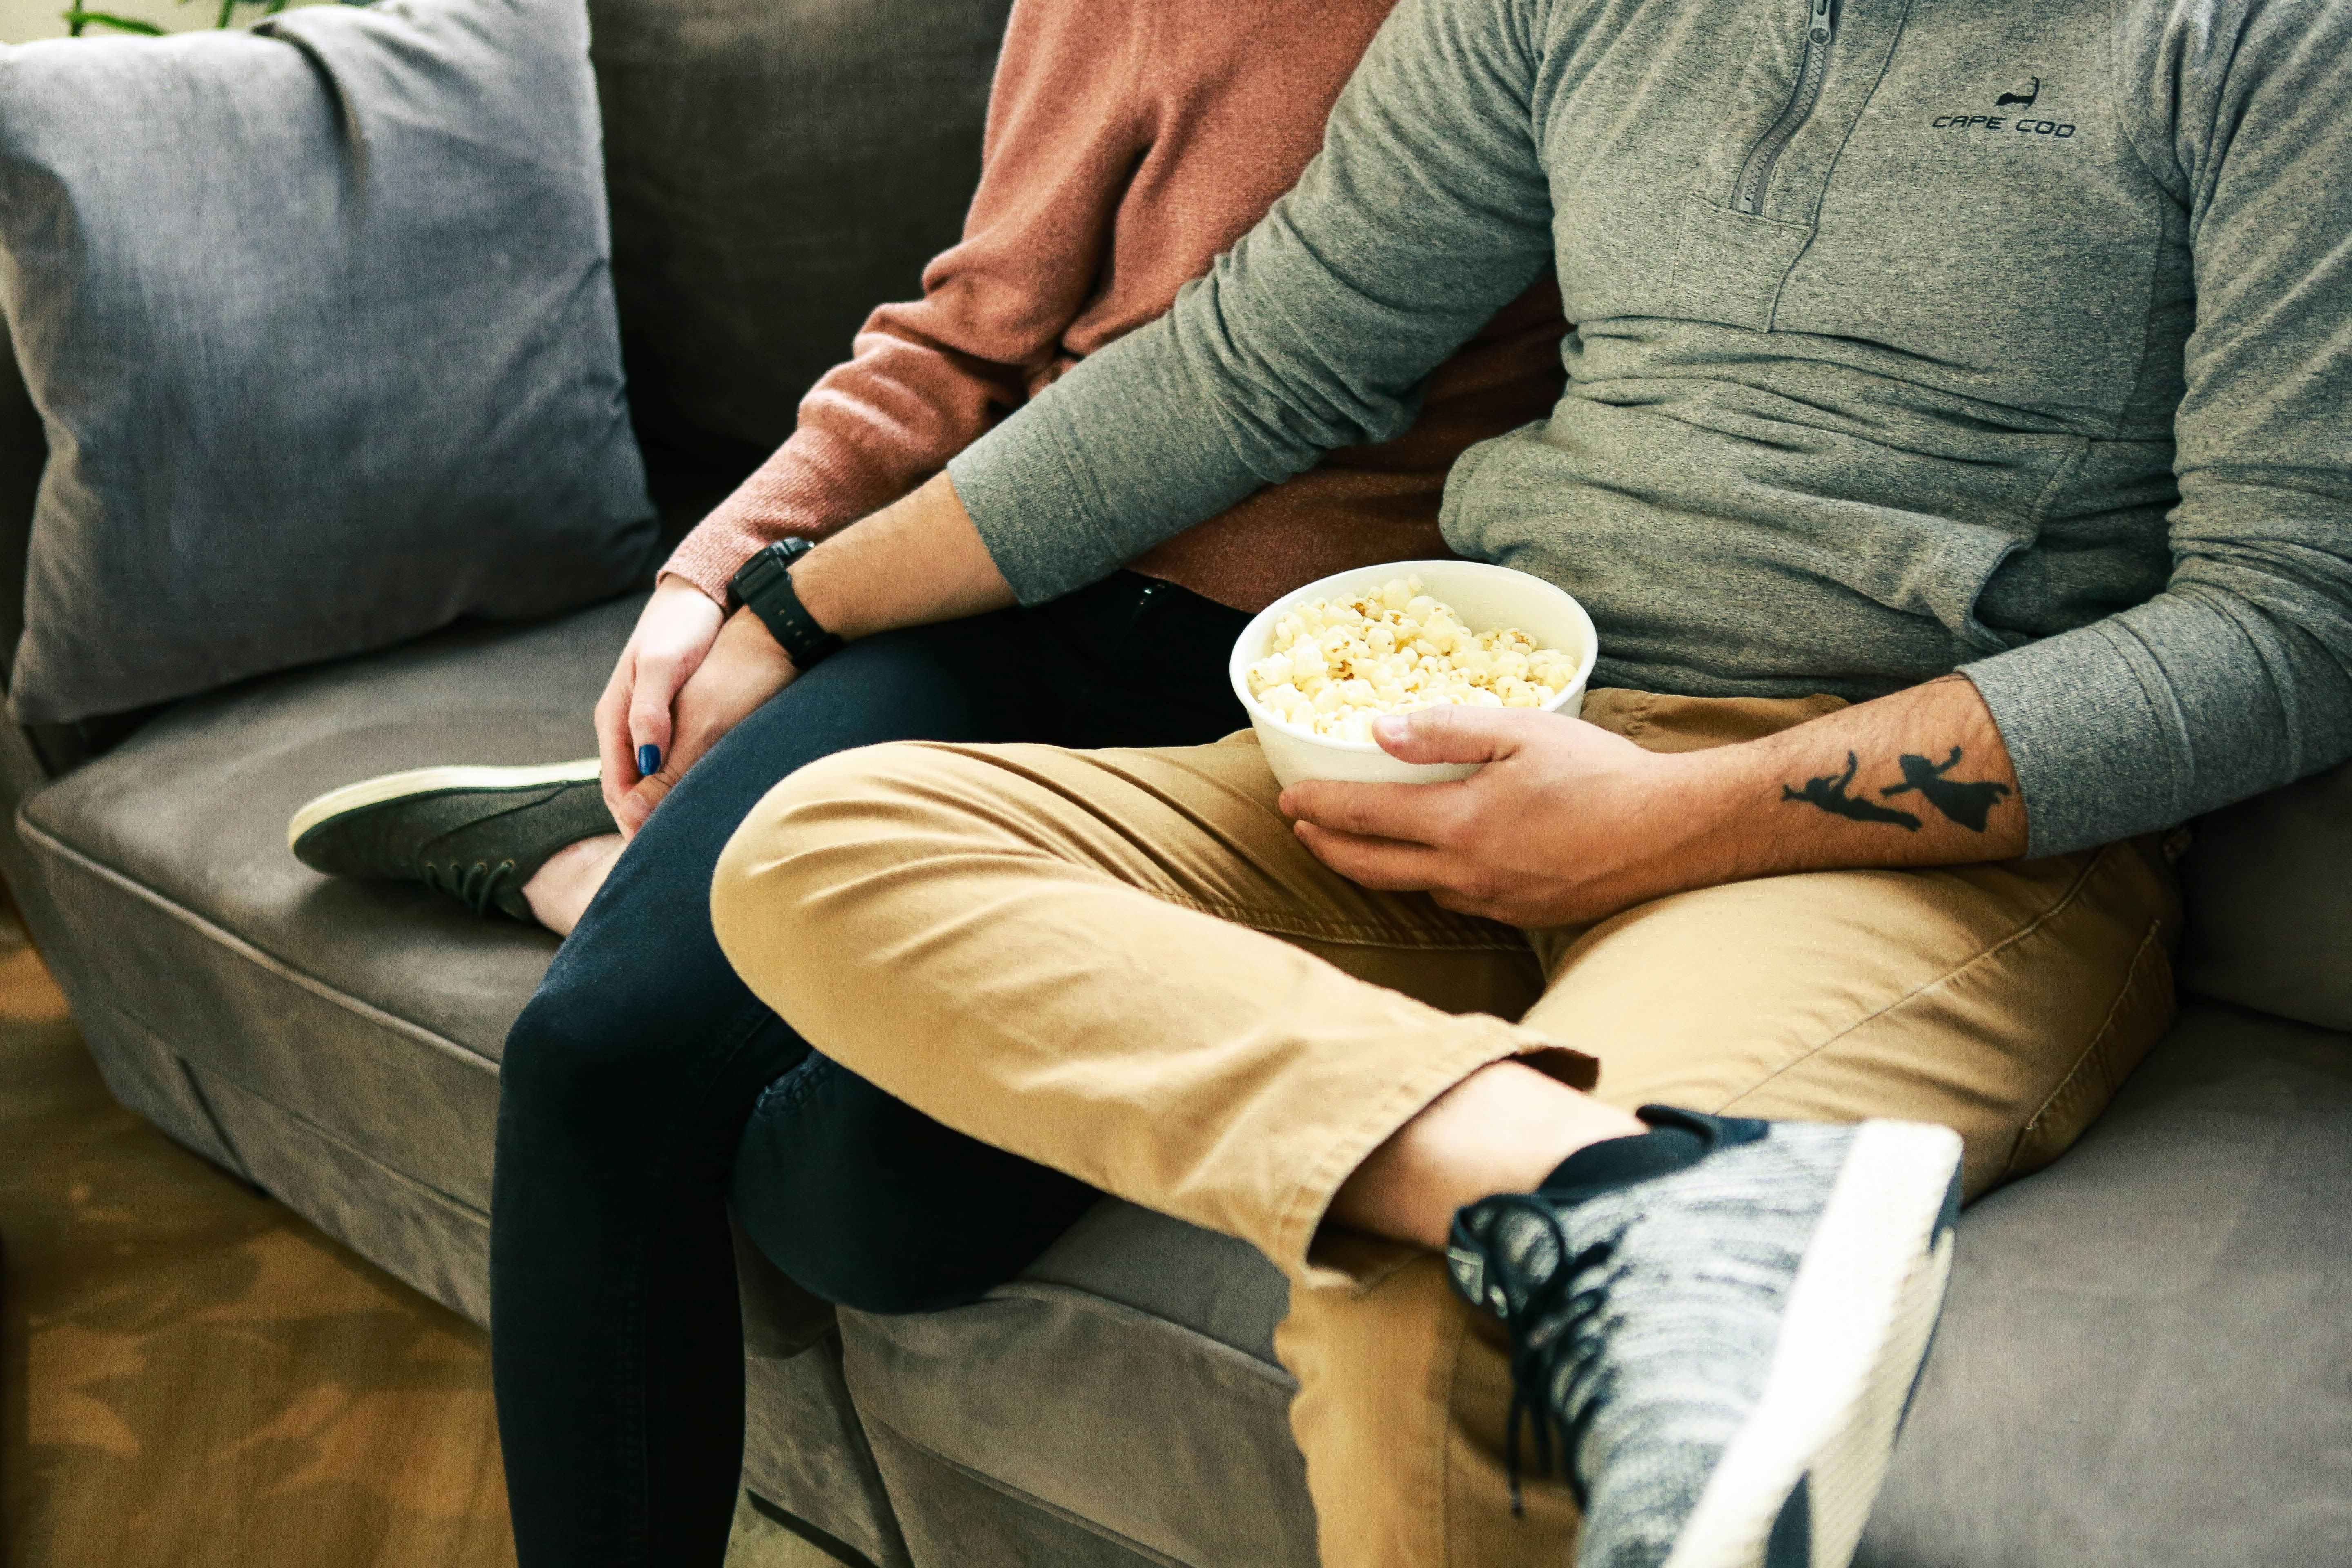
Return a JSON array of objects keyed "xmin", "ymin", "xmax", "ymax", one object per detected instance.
[{"xmin": 659, "ymin": 0, "xmax": 1567, "ymax": 613}]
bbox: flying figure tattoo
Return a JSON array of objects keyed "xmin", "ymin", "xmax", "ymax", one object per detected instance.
[
  {"xmin": 1782, "ymin": 752, "xmax": 1924, "ymax": 830},
  {"xmin": 1881, "ymin": 746, "xmax": 2013, "ymax": 831},
  {"xmin": 1783, "ymin": 746, "xmax": 2015, "ymax": 832}
]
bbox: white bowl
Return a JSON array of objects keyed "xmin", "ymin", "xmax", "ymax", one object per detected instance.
[{"xmin": 1229, "ymin": 559, "xmax": 1599, "ymax": 788}]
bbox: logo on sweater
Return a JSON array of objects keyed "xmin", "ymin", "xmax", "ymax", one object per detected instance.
[
  {"xmin": 1994, "ymin": 76, "xmax": 2040, "ymax": 109},
  {"xmin": 1929, "ymin": 76, "xmax": 2072, "ymax": 138}
]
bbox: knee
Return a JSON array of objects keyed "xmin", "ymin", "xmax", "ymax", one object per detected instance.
[
  {"xmin": 713, "ymin": 750, "xmax": 863, "ymax": 964},
  {"xmin": 502, "ymin": 930, "xmax": 739, "ymax": 1125},
  {"xmin": 732, "ymin": 1054, "xmax": 1099, "ymax": 1314},
  {"xmin": 500, "ymin": 965, "xmax": 656, "ymax": 1125},
  {"xmin": 709, "ymin": 741, "xmax": 989, "ymax": 991}
]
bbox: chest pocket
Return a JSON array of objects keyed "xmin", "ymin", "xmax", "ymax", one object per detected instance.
[{"xmin": 1666, "ymin": 0, "xmax": 1904, "ymax": 330}]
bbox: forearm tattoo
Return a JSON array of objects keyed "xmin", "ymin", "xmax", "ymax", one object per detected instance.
[
  {"xmin": 1782, "ymin": 752, "xmax": 1922, "ymax": 829},
  {"xmin": 1880, "ymin": 746, "xmax": 2013, "ymax": 831},
  {"xmin": 1782, "ymin": 747, "xmax": 2013, "ymax": 833}
]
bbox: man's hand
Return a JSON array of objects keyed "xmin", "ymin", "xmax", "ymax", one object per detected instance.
[
  {"xmin": 1281, "ymin": 708, "xmax": 1703, "ymax": 927},
  {"xmin": 588, "ymin": 472, "xmax": 1013, "ymax": 838},
  {"xmin": 1280, "ymin": 676, "xmax": 2028, "ymax": 928},
  {"xmin": 606, "ymin": 606, "xmax": 799, "ymax": 836}
]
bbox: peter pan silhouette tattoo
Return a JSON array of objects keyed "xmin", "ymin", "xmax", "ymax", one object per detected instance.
[
  {"xmin": 1782, "ymin": 747, "xmax": 2012, "ymax": 833},
  {"xmin": 1783, "ymin": 753, "xmax": 1922, "ymax": 829},
  {"xmin": 1880, "ymin": 746, "xmax": 2013, "ymax": 831}
]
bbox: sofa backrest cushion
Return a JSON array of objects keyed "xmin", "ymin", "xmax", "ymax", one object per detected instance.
[
  {"xmin": 2181, "ymin": 760, "xmax": 2352, "ymax": 1033},
  {"xmin": 0, "ymin": 0, "xmax": 657, "ymax": 726},
  {"xmin": 0, "ymin": 315, "xmax": 35, "ymax": 691},
  {"xmin": 588, "ymin": 0, "xmax": 1013, "ymax": 462}
]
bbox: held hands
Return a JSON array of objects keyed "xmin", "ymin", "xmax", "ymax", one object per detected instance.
[
  {"xmin": 1280, "ymin": 706, "xmax": 1707, "ymax": 928},
  {"xmin": 595, "ymin": 578, "xmax": 797, "ymax": 836}
]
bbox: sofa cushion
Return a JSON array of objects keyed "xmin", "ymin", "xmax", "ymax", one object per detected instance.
[
  {"xmin": 588, "ymin": 0, "xmax": 1011, "ymax": 458},
  {"xmin": 845, "ymin": 1001, "xmax": 2352, "ymax": 1568},
  {"xmin": 2181, "ymin": 760, "xmax": 2352, "ymax": 1033},
  {"xmin": 18, "ymin": 597, "xmax": 638, "ymax": 1218},
  {"xmin": 839, "ymin": 1201, "xmax": 1317, "ymax": 1568},
  {"xmin": 23, "ymin": 597, "xmax": 634, "ymax": 1052},
  {"xmin": 1860, "ymin": 1000, "xmax": 2352, "ymax": 1565},
  {"xmin": 18, "ymin": 590, "xmax": 901, "ymax": 1559},
  {"xmin": 0, "ymin": 0, "xmax": 655, "ymax": 725},
  {"xmin": 0, "ymin": 314, "xmax": 35, "ymax": 684}
]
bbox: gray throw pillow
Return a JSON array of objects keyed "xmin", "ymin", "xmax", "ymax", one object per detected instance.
[{"xmin": 0, "ymin": 0, "xmax": 656, "ymax": 725}]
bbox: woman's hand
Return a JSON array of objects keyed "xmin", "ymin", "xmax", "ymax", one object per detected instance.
[
  {"xmin": 591, "ymin": 476, "xmax": 1013, "ymax": 835},
  {"xmin": 1277, "ymin": 707, "xmax": 1707, "ymax": 927},
  {"xmin": 594, "ymin": 577, "xmax": 729, "ymax": 829},
  {"xmin": 610, "ymin": 608, "xmax": 800, "ymax": 834}
]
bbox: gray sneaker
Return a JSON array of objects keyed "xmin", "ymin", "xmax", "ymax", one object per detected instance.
[
  {"xmin": 286, "ymin": 760, "xmax": 610, "ymax": 922},
  {"xmin": 1446, "ymin": 1105, "xmax": 1962, "ymax": 1568}
]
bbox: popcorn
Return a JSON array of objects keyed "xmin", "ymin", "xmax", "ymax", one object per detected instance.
[{"xmin": 1245, "ymin": 577, "xmax": 1578, "ymax": 738}]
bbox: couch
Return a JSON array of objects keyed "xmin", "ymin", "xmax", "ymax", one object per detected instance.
[{"xmin": 2, "ymin": 1, "xmax": 2346, "ymax": 1564}]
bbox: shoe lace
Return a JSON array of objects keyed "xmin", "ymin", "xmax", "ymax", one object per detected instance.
[
  {"xmin": 1482, "ymin": 1193, "xmax": 1621, "ymax": 1517},
  {"xmin": 421, "ymin": 858, "xmax": 519, "ymax": 917}
]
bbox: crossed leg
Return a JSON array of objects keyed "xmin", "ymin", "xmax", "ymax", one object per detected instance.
[
  {"xmin": 708, "ymin": 692, "xmax": 2179, "ymax": 1567},
  {"xmin": 1284, "ymin": 796, "xmax": 2179, "ymax": 1566}
]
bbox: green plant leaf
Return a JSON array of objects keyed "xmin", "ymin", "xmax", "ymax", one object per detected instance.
[{"xmin": 60, "ymin": 7, "xmax": 167, "ymax": 31}]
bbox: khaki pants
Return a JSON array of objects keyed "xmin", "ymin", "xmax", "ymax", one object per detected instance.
[{"xmin": 710, "ymin": 691, "xmax": 2180, "ymax": 1568}]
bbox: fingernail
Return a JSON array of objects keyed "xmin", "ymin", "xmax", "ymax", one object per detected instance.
[
  {"xmin": 1374, "ymin": 716, "xmax": 1408, "ymax": 743},
  {"xmin": 637, "ymin": 744, "xmax": 661, "ymax": 776}
]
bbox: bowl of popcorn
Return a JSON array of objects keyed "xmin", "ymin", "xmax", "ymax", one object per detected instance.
[{"xmin": 1229, "ymin": 559, "xmax": 1598, "ymax": 788}]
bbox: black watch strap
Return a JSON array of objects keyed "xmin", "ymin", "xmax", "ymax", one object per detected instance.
[{"xmin": 727, "ymin": 539, "xmax": 845, "ymax": 671}]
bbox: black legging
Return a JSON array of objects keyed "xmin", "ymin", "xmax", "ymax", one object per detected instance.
[{"xmin": 490, "ymin": 573, "xmax": 1252, "ymax": 1567}]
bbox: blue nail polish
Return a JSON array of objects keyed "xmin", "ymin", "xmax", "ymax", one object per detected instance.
[{"xmin": 637, "ymin": 744, "xmax": 662, "ymax": 776}]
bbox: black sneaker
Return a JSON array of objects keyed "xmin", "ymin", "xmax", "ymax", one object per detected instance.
[
  {"xmin": 1446, "ymin": 1106, "xmax": 1962, "ymax": 1568},
  {"xmin": 286, "ymin": 760, "xmax": 611, "ymax": 922}
]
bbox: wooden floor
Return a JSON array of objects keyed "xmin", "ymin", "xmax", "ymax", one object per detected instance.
[{"xmin": 0, "ymin": 926, "xmax": 825, "ymax": 1568}]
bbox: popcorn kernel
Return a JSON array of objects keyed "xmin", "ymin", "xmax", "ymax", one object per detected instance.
[{"xmin": 1250, "ymin": 577, "xmax": 1577, "ymax": 739}]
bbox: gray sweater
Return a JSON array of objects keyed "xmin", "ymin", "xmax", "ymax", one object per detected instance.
[{"xmin": 946, "ymin": 0, "xmax": 2352, "ymax": 856}]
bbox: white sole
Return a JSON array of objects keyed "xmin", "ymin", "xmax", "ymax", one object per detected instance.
[
  {"xmin": 285, "ymin": 758, "xmax": 601, "ymax": 852},
  {"xmin": 1659, "ymin": 1120, "xmax": 1962, "ymax": 1568}
]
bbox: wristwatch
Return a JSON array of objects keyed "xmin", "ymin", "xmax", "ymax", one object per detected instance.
[{"xmin": 728, "ymin": 539, "xmax": 844, "ymax": 671}]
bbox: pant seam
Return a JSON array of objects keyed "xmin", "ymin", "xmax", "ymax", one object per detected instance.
[
  {"xmin": 2000, "ymin": 911, "xmax": 2170, "ymax": 1180},
  {"xmin": 1615, "ymin": 689, "xmax": 1663, "ymax": 741},
  {"xmin": 886, "ymin": 740, "xmax": 1527, "ymax": 952},
  {"xmin": 756, "ymin": 1050, "xmax": 835, "ymax": 1115},
  {"xmin": 1438, "ymin": 1290, "xmax": 1472, "ymax": 1568},
  {"xmin": 1714, "ymin": 844, "xmax": 2113, "ymax": 1115},
  {"xmin": 1149, "ymin": 888, "xmax": 1531, "ymax": 953}
]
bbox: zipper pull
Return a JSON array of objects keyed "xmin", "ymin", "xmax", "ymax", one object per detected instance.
[{"xmin": 1809, "ymin": 0, "xmax": 1833, "ymax": 43}]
